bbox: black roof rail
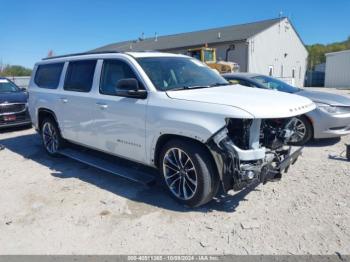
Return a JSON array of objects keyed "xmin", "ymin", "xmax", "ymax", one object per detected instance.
[{"xmin": 42, "ymin": 50, "xmax": 122, "ymax": 60}]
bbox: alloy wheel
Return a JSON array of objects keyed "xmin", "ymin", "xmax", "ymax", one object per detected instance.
[
  {"xmin": 290, "ymin": 118, "xmax": 307, "ymax": 143},
  {"xmin": 42, "ymin": 122, "xmax": 59, "ymax": 154},
  {"xmin": 162, "ymin": 148, "xmax": 198, "ymax": 200}
]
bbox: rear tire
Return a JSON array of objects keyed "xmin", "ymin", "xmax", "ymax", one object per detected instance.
[
  {"xmin": 41, "ymin": 118, "xmax": 65, "ymax": 156},
  {"xmin": 159, "ymin": 139, "xmax": 219, "ymax": 207}
]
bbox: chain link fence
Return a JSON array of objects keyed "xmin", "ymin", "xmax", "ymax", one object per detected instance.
[{"xmin": 5, "ymin": 76, "xmax": 31, "ymax": 89}]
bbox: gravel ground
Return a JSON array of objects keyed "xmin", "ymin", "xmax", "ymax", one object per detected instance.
[{"xmin": 0, "ymin": 88, "xmax": 349, "ymax": 255}]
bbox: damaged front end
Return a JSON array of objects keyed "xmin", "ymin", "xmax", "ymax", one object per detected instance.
[{"xmin": 208, "ymin": 118, "xmax": 303, "ymax": 192}]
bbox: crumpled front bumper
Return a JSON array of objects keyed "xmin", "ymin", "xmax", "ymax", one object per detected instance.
[
  {"xmin": 207, "ymin": 128, "xmax": 303, "ymax": 192},
  {"xmin": 259, "ymin": 146, "xmax": 303, "ymax": 184}
]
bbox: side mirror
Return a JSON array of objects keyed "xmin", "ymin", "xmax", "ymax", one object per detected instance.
[
  {"xmin": 116, "ymin": 78, "xmax": 139, "ymax": 90},
  {"xmin": 20, "ymin": 87, "xmax": 27, "ymax": 92},
  {"xmin": 115, "ymin": 78, "xmax": 147, "ymax": 99}
]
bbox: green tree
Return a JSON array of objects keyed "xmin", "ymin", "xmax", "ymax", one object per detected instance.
[
  {"xmin": 307, "ymin": 36, "xmax": 350, "ymax": 70},
  {"xmin": 0, "ymin": 65, "xmax": 32, "ymax": 77}
]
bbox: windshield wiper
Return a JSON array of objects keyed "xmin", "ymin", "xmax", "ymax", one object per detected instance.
[
  {"xmin": 209, "ymin": 82, "xmax": 231, "ymax": 87},
  {"xmin": 169, "ymin": 85, "xmax": 211, "ymax": 91},
  {"xmin": 169, "ymin": 83, "xmax": 231, "ymax": 91}
]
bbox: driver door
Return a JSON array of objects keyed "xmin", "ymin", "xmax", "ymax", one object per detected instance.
[{"xmin": 89, "ymin": 59, "xmax": 148, "ymax": 163}]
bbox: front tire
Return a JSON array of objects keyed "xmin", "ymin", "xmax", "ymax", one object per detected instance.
[
  {"xmin": 41, "ymin": 118, "xmax": 64, "ymax": 156},
  {"xmin": 288, "ymin": 115, "xmax": 313, "ymax": 146},
  {"xmin": 159, "ymin": 139, "xmax": 219, "ymax": 207}
]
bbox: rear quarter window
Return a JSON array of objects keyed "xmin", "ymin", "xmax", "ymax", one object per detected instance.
[{"xmin": 34, "ymin": 63, "xmax": 64, "ymax": 89}]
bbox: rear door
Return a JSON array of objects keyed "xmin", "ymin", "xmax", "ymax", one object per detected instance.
[{"xmin": 59, "ymin": 59, "xmax": 98, "ymax": 145}]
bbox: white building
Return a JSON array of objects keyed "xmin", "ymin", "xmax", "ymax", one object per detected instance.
[
  {"xmin": 325, "ymin": 49, "xmax": 350, "ymax": 88},
  {"xmin": 92, "ymin": 18, "xmax": 308, "ymax": 87}
]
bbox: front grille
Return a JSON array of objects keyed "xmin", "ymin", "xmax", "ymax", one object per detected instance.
[
  {"xmin": 0, "ymin": 111, "xmax": 30, "ymax": 125},
  {"xmin": 0, "ymin": 103, "xmax": 26, "ymax": 115}
]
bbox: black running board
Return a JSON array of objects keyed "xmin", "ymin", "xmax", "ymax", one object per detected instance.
[{"xmin": 58, "ymin": 147, "xmax": 156, "ymax": 186}]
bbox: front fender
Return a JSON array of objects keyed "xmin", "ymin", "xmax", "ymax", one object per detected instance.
[
  {"xmin": 145, "ymin": 93, "xmax": 254, "ymax": 165},
  {"xmin": 147, "ymin": 113, "xmax": 226, "ymax": 165}
]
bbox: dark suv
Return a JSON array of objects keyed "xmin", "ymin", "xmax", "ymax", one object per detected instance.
[{"xmin": 0, "ymin": 77, "xmax": 31, "ymax": 129}]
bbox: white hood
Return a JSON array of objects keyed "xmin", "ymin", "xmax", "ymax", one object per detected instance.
[{"xmin": 166, "ymin": 85, "xmax": 316, "ymax": 119}]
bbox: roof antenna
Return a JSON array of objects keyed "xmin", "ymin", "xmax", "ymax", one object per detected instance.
[{"xmin": 47, "ymin": 49, "xmax": 54, "ymax": 57}]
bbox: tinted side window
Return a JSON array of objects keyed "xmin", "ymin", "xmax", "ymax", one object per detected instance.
[
  {"xmin": 34, "ymin": 63, "xmax": 64, "ymax": 89},
  {"xmin": 100, "ymin": 60, "xmax": 139, "ymax": 95},
  {"xmin": 238, "ymin": 80, "xmax": 254, "ymax": 87},
  {"xmin": 64, "ymin": 60, "xmax": 97, "ymax": 92}
]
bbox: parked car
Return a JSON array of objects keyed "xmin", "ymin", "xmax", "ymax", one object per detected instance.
[
  {"xmin": 0, "ymin": 77, "xmax": 31, "ymax": 129},
  {"xmin": 223, "ymin": 73, "xmax": 350, "ymax": 145},
  {"xmin": 28, "ymin": 52, "xmax": 315, "ymax": 207}
]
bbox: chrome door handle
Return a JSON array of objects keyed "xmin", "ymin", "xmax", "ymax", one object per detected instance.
[
  {"xmin": 60, "ymin": 97, "xmax": 68, "ymax": 103},
  {"xmin": 96, "ymin": 102, "xmax": 108, "ymax": 109}
]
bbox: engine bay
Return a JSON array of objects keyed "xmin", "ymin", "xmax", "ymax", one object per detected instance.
[{"xmin": 226, "ymin": 118, "xmax": 297, "ymax": 150}]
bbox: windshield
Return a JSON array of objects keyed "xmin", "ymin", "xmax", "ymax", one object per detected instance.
[
  {"xmin": 0, "ymin": 79, "xmax": 20, "ymax": 93},
  {"xmin": 203, "ymin": 50, "xmax": 215, "ymax": 62},
  {"xmin": 252, "ymin": 75, "xmax": 300, "ymax": 93},
  {"xmin": 136, "ymin": 57, "xmax": 229, "ymax": 91}
]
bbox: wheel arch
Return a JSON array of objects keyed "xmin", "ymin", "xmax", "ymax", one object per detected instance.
[
  {"xmin": 37, "ymin": 108, "xmax": 59, "ymax": 132},
  {"xmin": 153, "ymin": 134, "xmax": 220, "ymax": 182},
  {"xmin": 301, "ymin": 114, "xmax": 314, "ymax": 138}
]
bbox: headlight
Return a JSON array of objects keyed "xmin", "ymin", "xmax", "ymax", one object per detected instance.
[{"xmin": 316, "ymin": 102, "xmax": 350, "ymax": 115}]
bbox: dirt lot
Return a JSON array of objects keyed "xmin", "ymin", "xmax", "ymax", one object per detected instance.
[{"xmin": 0, "ymin": 88, "xmax": 350, "ymax": 255}]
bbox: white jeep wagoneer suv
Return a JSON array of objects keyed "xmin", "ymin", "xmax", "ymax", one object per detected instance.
[{"xmin": 28, "ymin": 51, "xmax": 315, "ymax": 207}]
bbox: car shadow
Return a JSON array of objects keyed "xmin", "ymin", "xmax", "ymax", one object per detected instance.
[
  {"xmin": 0, "ymin": 133, "xmax": 258, "ymax": 213},
  {"xmin": 305, "ymin": 137, "xmax": 341, "ymax": 147},
  {"xmin": 0, "ymin": 124, "xmax": 32, "ymax": 134}
]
